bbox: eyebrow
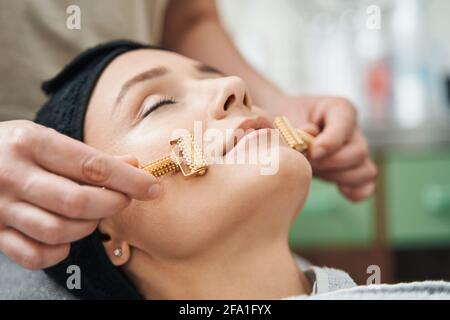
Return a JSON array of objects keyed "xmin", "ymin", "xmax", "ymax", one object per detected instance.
[
  {"xmin": 114, "ymin": 63, "xmax": 225, "ymax": 107},
  {"xmin": 115, "ymin": 66, "xmax": 169, "ymax": 105},
  {"xmin": 195, "ymin": 63, "xmax": 225, "ymax": 76}
]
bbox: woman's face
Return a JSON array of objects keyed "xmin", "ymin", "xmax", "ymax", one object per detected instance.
[{"xmin": 84, "ymin": 49, "xmax": 311, "ymax": 262}]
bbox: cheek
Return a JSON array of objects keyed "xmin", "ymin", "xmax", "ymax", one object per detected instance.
[{"xmin": 122, "ymin": 174, "xmax": 239, "ymax": 259}]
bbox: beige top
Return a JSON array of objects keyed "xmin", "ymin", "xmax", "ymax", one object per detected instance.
[{"xmin": 0, "ymin": 0, "xmax": 169, "ymax": 121}]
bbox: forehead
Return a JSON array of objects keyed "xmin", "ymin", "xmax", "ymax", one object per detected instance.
[
  {"xmin": 95, "ymin": 49, "xmax": 195, "ymax": 96},
  {"xmin": 90, "ymin": 49, "xmax": 195, "ymax": 111}
]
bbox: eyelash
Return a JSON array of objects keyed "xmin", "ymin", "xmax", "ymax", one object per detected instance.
[{"xmin": 142, "ymin": 96, "xmax": 177, "ymax": 118}]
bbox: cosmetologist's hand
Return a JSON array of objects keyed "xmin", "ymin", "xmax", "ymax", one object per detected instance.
[
  {"xmin": 272, "ymin": 95, "xmax": 377, "ymax": 202},
  {"xmin": 0, "ymin": 120, "xmax": 161, "ymax": 269}
]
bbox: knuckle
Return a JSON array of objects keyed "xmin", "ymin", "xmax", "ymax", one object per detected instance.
[
  {"xmin": 81, "ymin": 155, "xmax": 112, "ymax": 184},
  {"xmin": 337, "ymin": 97, "xmax": 355, "ymax": 110},
  {"xmin": 4, "ymin": 202, "xmax": 22, "ymax": 228},
  {"xmin": 335, "ymin": 96, "xmax": 350, "ymax": 105},
  {"xmin": 0, "ymin": 167, "xmax": 17, "ymax": 189},
  {"xmin": 21, "ymin": 173, "xmax": 38, "ymax": 197},
  {"xmin": 8, "ymin": 124, "xmax": 39, "ymax": 153},
  {"xmin": 63, "ymin": 188, "xmax": 87, "ymax": 218},
  {"xmin": 43, "ymin": 127, "xmax": 58, "ymax": 136},
  {"xmin": 336, "ymin": 97, "xmax": 358, "ymax": 118},
  {"xmin": 40, "ymin": 219, "xmax": 65, "ymax": 245},
  {"xmin": 356, "ymin": 152, "xmax": 367, "ymax": 165},
  {"xmin": 36, "ymin": 127, "xmax": 58, "ymax": 154}
]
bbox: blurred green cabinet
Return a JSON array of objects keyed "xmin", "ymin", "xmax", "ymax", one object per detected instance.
[
  {"xmin": 385, "ymin": 150, "xmax": 450, "ymax": 248},
  {"xmin": 289, "ymin": 179, "xmax": 374, "ymax": 249}
]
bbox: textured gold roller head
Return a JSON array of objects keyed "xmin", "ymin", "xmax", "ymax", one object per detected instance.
[
  {"xmin": 140, "ymin": 134, "xmax": 208, "ymax": 178},
  {"xmin": 274, "ymin": 116, "xmax": 314, "ymax": 154},
  {"xmin": 141, "ymin": 155, "xmax": 179, "ymax": 177},
  {"xmin": 171, "ymin": 134, "xmax": 208, "ymax": 177}
]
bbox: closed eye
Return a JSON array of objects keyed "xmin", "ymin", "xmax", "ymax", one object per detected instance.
[{"xmin": 142, "ymin": 97, "xmax": 177, "ymax": 118}]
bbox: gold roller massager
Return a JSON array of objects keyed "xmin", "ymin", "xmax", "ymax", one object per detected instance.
[
  {"xmin": 140, "ymin": 117, "xmax": 314, "ymax": 178},
  {"xmin": 140, "ymin": 134, "xmax": 208, "ymax": 178},
  {"xmin": 273, "ymin": 116, "xmax": 315, "ymax": 154}
]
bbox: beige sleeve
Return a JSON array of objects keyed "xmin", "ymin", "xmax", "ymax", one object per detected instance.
[{"xmin": 0, "ymin": 0, "xmax": 169, "ymax": 121}]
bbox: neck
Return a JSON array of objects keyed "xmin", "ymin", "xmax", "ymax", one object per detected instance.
[{"xmin": 124, "ymin": 241, "xmax": 311, "ymax": 300}]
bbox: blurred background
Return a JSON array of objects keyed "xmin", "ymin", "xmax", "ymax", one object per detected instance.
[{"xmin": 217, "ymin": 0, "xmax": 450, "ymax": 284}]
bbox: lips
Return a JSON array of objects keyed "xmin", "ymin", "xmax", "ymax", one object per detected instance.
[{"xmin": 222, "ymin": 116, "xmax": 274, "ymax": 156}]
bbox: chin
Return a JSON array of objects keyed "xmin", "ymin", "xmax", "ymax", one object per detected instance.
[
  {"xmin": 223, "ymin": 141, "xmax": 312, "ymax": 216},
  {"xmin": 229, "ymin": 144, "xmax": 312, "ymax": 225},
  {"xmin": 272, "ymin": 146, "xmax": 312, "ymax": 217},
  {"xmin": 278, "ymin": 145, "xmax": 312, "ymax": 181}
]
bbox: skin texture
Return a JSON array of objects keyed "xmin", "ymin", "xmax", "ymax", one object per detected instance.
[{"xmin": 84, "ymin": 49, "xmax": 313, "ymax": 299}]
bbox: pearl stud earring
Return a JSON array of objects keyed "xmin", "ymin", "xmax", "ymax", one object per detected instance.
[{"xmin": 113, "ymin": 248, "xmax": 122, "ymax": 257}]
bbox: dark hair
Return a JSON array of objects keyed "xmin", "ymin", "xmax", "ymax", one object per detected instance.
[{"xmin": 35, "ymin": 40, "xmax": 157, "ymax": 300}]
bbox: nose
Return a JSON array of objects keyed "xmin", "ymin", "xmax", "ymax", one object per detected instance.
[{"xmin": 210, "ymin": 76, "xmax": 251, "ymax": 119}]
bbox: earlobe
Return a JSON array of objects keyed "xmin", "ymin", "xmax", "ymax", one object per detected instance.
[
  {"xmin": 104, "ymin": 240, "xmax": 131, "ymax": 266},
  {"xmin": 99, "ymin": 222, "xmax": 131, "ymax": 266}
]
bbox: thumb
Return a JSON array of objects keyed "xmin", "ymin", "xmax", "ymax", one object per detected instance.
[
  {"xmin": 114, "ymin": 155, "xmax": 140, "ymax": 168},
  {"xmin": 296, "ymin": 123, "xmax": 319, "ymax": 159}
]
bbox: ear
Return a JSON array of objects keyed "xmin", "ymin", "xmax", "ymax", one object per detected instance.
[{"xmin": 99, "ymin": 220, "xmax": 131, "ymax": 266}]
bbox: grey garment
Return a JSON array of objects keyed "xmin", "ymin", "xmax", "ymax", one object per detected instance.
[
  {"xmin": 288, "ymin": 257, "xmax": 450, "ymax": 299},
  {"xmin": 292, "ymin": 254, "xmax": 357, "ymax": 295},
  {"xmin": 305, "ymin": 266, "xmax": 357, "ymax": 295},
  {"xmin": 0, "ymin": 253, "xmax": 76, "ymax": 300},
  {"xmin": 3, "ymin": 251, "xmax": 450, "ymax": 300},
  {"xmin": 283, "ymin": 263, "xmax": 358, "ymax": 299},
  {"xmin": 307, "ymin": 281, "xmax": 450, "ymax": 300},
  {"xmin": 0, "ymin": 251, "xmax": 354, "ymax": 300}
]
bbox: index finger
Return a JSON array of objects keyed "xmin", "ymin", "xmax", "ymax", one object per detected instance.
[
  {"xmin": 31, "ymin": 128, "xmax": 160, "ymax": 201},
  {"xmin": 311, "ymin": 100, "xmax": 357, "ymax": 160}
]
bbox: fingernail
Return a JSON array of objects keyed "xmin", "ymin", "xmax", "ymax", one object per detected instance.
[
  {"xmin": 312, "ymin": 146, "xmax": 327, "ymax": 160},
  {"xmin": 147, "ymin": 184, "xmax": 162, "ymax": 199}
]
